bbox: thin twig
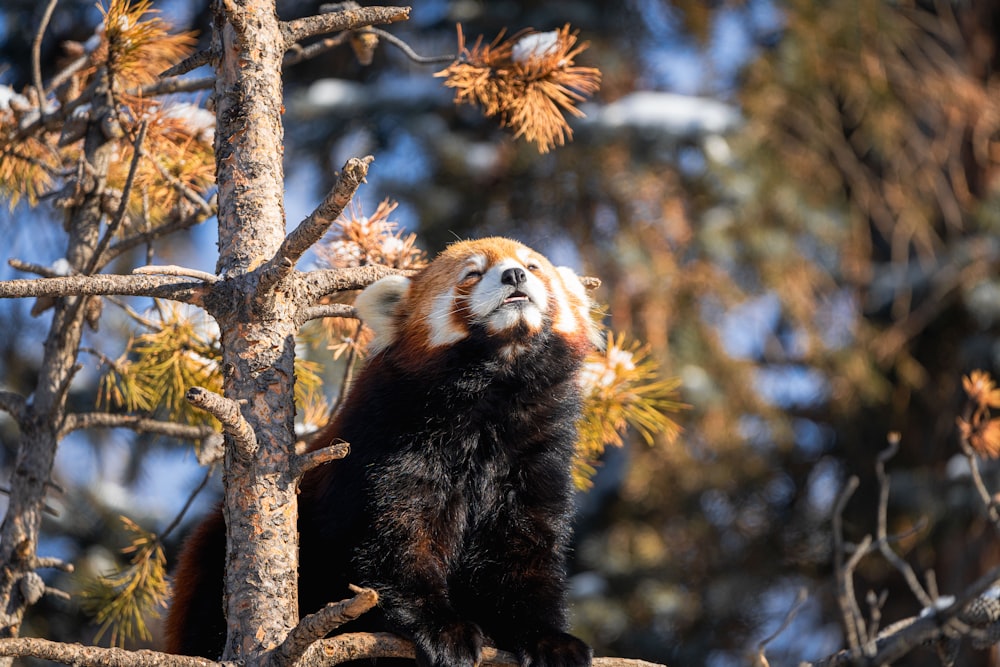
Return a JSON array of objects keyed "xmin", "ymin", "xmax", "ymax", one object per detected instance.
[
  {"xmin": 160, "ymin": 50, "xmax": 213, "ymax": 79},
  {"xmin": 32, "ymin": 0, "xmax": 60, "ymax": 111},
  {"xmin": 60, "ymin": 412, "xmax": 216, "ymax": 441},
  {"xmin": 132, "ymin": 265, "xmax": 218, "ymax": 283},
  {"xmin": 874, "ymin": 434, "xmax": 933, "ymax": 607},
  {"xmin": 365, "ymin": 27, "xmax": 456, "ymax": 64},
  {"xmin": 140, "ymin": 75, "xmax": 215, "ymax": 97},
  {"xmin": 0, "ymin": 391, "xmax": 28, "ymax": 425},
  {"xmin": 160, "ymin": 465, "xmax": 215, "ymax": 543},
  {"xmin": 8, "ymin": 258, "xmax": 62, "ymax": 278},
  {"xmin": 832, "ymin": 475, "xmax": 864, "ymax": 652},
  {"xmin": 85, "ymin": 121, "xmax": 148, "ymax": 276},
  {"xmin": 283, "ymin": 33, "xmax": 352, "ymax": 68}
]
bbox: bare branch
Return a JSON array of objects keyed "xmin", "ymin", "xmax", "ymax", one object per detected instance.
[
  {"xmin": 258, "ymin": 156, "xmax": 373, "ymax": 296},
  {"xmin": 300, "ymin": 303, "xmax": 356, "ymax": 323},
  {"xmin": 281, "ymin": 6, "xmax": 410, "ymax": 48},
  {"xmin": 0, "ymin": 638, "xmax": 226, "ymax": 667},
  {"xmin": 107, "ymin": 209, "xmax": 215, "ymax": 264},
  {"xmin": 808, "ymin": 565, "xmax": 1000, "ymax": 667},
  {"xmin": 0, "ymin": 274, "xmax": 207, "ymax": 304},
  {"xmin": 283, "ymin": 33, "xmax": 352, "ymax": 68},
  {"xmin": 133, "ymin": 265, "xmax": 219, "ymax": 283},
  {"xmin": 32, "ymin": 0, "xmax": 59, "ymax": 109},
  {"xmin": 140, "ymin": 75, "xmax": 215, "ymax": 97},
  {"xmin": 161, "ymin": 466, "xmax": 215, "ymax": 543},
  {"xmin": 292, "ymin": 441, "xmax": 350, "ymax": 478},
  {"xmin": 831, "ymin": 475, "xmax": 865, "ymax": 652},
  {"xmin": 365, "ymin": 27, "xmax": 456, "ymax": 65},
  {"xmin": 185, "ymin": 387, "xmax": 257, "ymax": 459},
  {"xmin": 0, "ymin": 392, "xmax": 27, "ymax": 426},
  {"xmin": 303, "ymin": 265, "xmax": 415, "ymax": 301},
  {"xmin": 874, "ymin": 434, "xmax": 933, "ymax": 608},
  {"xmin": 268, "ymin": 586, "xmax": 377, "ymax": 667},
  {"xmin": 160, "ymin": 50, "xmax": 213, "ymax": 79},
  {"xmin": 60, "ymin": 412, "xmax": 216, "ymax": 441},
  {"xmin": 8, "ymin": 258, "xmax": 61, "ymax": 278},
  {"xmin": 86, "ymin": 121, "xmax": 148, "ymax": 275},
  {"xmin": 307, "ymin": 633, "xmax": 667, "ymax": 667}
]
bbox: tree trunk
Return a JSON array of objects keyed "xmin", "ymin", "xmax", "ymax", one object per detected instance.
[{"xmin": 208, "ymin": 0, "xmax": 301, "ymax": 660}]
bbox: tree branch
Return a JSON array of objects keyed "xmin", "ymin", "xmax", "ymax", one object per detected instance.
[
  {"xmin": 257, "ymin": 156, "xmax": 372, "ymax": 297},
  {"xmin": 140, "ymin": 75, "xmax": 215, "ymax": 97},
  {"xmin": 0, "ymin": 392, "xmax": 27, "ymax": 426},
  {"xmin": 300, "ymin": 303, "xmax": 356, "ymax": 323},
  {"xmin": 60, "ymin": 412, "xmax": 216, "ymax": 441},
  {"xmin": 31, "ymin": 0, "xmax": 59, "ymax": 109},
  {"xmin": 281, "ymin": 6, "xmax": 410, "ymax": 48},
  {"xmin": 808, "ymin": 565, "xmax": 1000, "ymax": 667},
  {"xmin": 133, "ymin": 265, "xmax": 219, "ymax": 283},
  {"xmin": 291, "ymin": 441, "xmax": 350, "ymax": 478},
  {"xmin": 185, "ymin": 387, "xmax": 257, "ymax": 459},
  {"xmin": 302, "ymin": 265, "xmax": 414, "ymax": 301},
  {"xmin": 0, "ymin": 274, "xmax": 207, "ymax": 304},
  {"xmin": 365, "ymin": 27, "xmax": 456, "ymax": 65},
  {"xmin": 160, "ymin": 50, "xmax": 213, "ymax": 79},
  {"xmin": 268, "ymin": 586, "xmax": 377, "ymax": 667},
  {"xmin": 0, "ymin": 639, "xmax": 226, "ymax": 667},
  {"xmin": 307, "ymin": 634, "xmax": 667, "ymax": 667}
]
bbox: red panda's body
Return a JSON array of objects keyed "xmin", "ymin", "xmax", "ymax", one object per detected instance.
[{"xmin": 165, "ymin": 238, "xmax": 598, "ymax": 667}]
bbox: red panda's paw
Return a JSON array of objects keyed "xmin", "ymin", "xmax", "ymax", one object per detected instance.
[
  {"xmin": 415, "ymin": 619, "xmax": 484, "ymax": 667},
  {"xmin": 518, "ymin": 632, "xmax": 593, "ymax": 667}
]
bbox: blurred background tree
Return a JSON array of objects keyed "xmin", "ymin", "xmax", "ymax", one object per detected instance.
[{"xmin": 3, "ymin": 1, "xmax": 1000, "ymax": 666}]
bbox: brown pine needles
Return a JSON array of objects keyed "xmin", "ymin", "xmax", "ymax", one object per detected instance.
[{"xmin": 435, "ymin": 24, "xmax": 601, "ymax": 153}]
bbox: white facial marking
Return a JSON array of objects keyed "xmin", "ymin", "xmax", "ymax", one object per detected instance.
[
  {"xmin": 427, "ymin": 287, "xmax": 468, "ymax": 347},
  {"xmin": 468, "ymin": 257, "xmax": 548, "ymax": 333}
]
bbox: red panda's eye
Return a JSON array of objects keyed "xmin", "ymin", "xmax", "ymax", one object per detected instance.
[
  {"xmin": 462, "ymin": 270, "xmax": 483, "ymax": 282},
  {"xmin": 527, "ymin": 264, "xmax": 540, "ymax": 272}
]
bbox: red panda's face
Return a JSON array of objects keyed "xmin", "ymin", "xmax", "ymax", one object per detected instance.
[{"xmin": 354, "ymin": 237, "xmax": 598, "ymax": 362}]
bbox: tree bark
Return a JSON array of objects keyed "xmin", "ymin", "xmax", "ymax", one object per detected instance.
[
  {"xmin": 0, "ymin": 72, "xmax": 116, "ymax": 663},
  {"xmin": 207, "ymin": 0, "xmax": 301, "ymax": 661}
]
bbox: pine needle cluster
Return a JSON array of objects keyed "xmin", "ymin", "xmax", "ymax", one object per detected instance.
[
  {"xmin": 80, "ymin": 516, "xmax": 170, "ymax": 648},
  {"xmin": 574, "ymin": 332, "xmax": 686, "ymax": 488},
  {"xmin": 98, "ymin": 302, "xmax": 327, "ymax": 432},
  {"xmin": 1, "ymin": 0, "xmax": 211, "ymax": 222},
  {"xmin": 958, "ymin": 370, "xmax": 1000, "ymax": 458},
  {"xmin": 435, "ymin": 24, "xmax": 601, "ymax": 153},
  {"xmin": 316, "ymin": 198, "xmax": 427, "ymax": 359}
]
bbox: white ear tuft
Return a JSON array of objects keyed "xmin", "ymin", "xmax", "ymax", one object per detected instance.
[{"xmin": 354, "ymin": 274, "xmax": 410, "ymax": 354}]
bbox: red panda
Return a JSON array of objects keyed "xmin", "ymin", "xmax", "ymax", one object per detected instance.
[{"xmin": 165, "ymin": 237, "xmax": 599, "ymax": 667}]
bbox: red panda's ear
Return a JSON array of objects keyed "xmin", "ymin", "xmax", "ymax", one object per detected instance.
[
  {"xmin": 555, "ymin": 266, "xmax": 603, "ymax": 351},
  {"xmin": 354, "ymin": 275, "xmax": 410, "ymax": 354}
]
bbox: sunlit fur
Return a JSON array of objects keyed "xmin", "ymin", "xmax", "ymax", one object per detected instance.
[{"xmin": 165, "ymin": 238, "xmax": 598, "ymax": 667}]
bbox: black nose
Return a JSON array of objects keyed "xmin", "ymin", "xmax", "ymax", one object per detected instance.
[{"xmin": 501, "ymin": 267, "xmax": 527, "ymax": 287}]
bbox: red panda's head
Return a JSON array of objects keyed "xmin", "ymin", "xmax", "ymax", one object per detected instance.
[{"xmin": 354, "ymin": 237, "xmax": 599, "ymax": 364}]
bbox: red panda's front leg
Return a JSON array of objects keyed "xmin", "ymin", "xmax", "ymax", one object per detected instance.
[{"xmin": 357, "ymin": 465, "xmax": 484, "ymax": 667}]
